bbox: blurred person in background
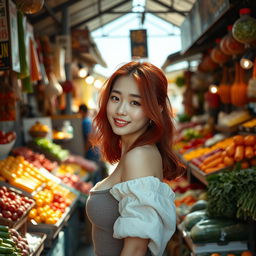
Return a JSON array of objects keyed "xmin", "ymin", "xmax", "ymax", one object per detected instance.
[
  {"xmin": 79, "ymin": 103, "xmax": 107, "ymax": 184},
  {"xmin": 86, "ymin": 61, "xmax": 185, "ymax": 256}
]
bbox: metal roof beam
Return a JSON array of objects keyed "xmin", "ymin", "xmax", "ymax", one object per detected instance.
[
  {"xmin": 151, "ymin": 0, "xmax": 188, "ymax": 17},
  {"xmin": 71, "ymin": 0, "xmax": 132, "ymax": 29},
  {"xmin": 105, "ymin": 10, "xmax": 185, "ymax": 14},
  {"xmin": 29, "ymin": 0, "xmax": 82, "ymax": 23},
  {"xmin": 43, "ymin": 3, "xmax": 61, "ymax": 25}
]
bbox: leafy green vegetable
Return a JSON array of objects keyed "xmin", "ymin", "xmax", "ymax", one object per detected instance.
[{"xmin": 206, "ymin": 167, "xmax": 256, "ymax": 220}]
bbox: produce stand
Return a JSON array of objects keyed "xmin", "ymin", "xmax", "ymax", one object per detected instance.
[
  {"xmin": 28, "ymin": 208, "xmax": 71, "ymax": 248},
  {"xmin": 0, "ymin": 181, "xmax": 36, "ymax": 236}
]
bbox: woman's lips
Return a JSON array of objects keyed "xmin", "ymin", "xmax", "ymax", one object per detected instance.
[{"xmin": 113, "ymin": 118, "xmax": 130, "ymax": 127}]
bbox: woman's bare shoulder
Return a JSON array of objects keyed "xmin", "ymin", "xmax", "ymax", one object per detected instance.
[{"xmin": 122, "ymin": 145, "xmax": 163, "ymax": 181}]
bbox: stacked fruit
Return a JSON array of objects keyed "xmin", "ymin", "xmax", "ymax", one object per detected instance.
[
  {"xmin": 29, "ymin": 181, "xmax": 74, "ymax": 225},
  {"xmin": 56, "ymin": 163, "xmax": 88, "ymax": 179},
  {"xmin": 0, "ymin": 131, "xmax": 16, "ymax": 145},
  {"xmin": 57, "ymin": 173, "xmax": 93, "ymax": 194},
  {"xmin": 0, "ymin": 186, "xmax": 35, "ymax": 222},
  {"xmin": 0, "ymin": 156, "xmax": 46, "ymax": 193},
  {"xmin": 0, "ymin": 225, "xmax": 30, "ymax": 256},
  {"xmin": 33, "ymin": 138, "xmax": 69, "ymax": 162},
  {"xmin": 29, "ymin": 121, "xmax": 49, "ymax": 138},
  {"xmin": 12, "ymin": 147, "xmax": 58, "ymax": 172}
]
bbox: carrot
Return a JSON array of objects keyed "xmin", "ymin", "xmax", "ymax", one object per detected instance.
[
  {"xmin": 241, "ymin": 161, "xmax": 249, "ymax": 169},
  {"xmin": 204, "ymin": 166, "xmax": 222, "ymax": 174},
  {"xmin": 221, "ymin": 151, "xmax": 227, "ymax": 157},
  {"xmin": 202, "ymin": 152, "xmax": 222, "ymax": 165},
  {"xmin": 224, "ymin": 156, "xmax": 234, "ymax": 166},
  {"xmin": 244, "ymin": 135, "xmax": 256, "ymax": 146},
  {"xmin": 225, "ymin": 143, "xmax": 235, "ymax": 157},
  {"xmin": 233, "ymin": 135, "xmax": 244, "ymax": 145},
  {"xmin": 250, "ymin": 158, "xmax": 256, "ymax": 166},
  {"xmin": 245, "ymin": 146, "xmax": 254, "ymax": 159},
  {"xmin": 203, "ymin": 157, "xmax": 223, "ymax": 169},
  {"xmin": 234, "ymin": 145, "xmax": 244, "ymax": 162}
]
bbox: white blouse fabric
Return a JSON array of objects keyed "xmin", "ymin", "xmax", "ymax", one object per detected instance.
[{"xmin": 110, "ymin": 176, "xmax": 176, "ymax": 256}]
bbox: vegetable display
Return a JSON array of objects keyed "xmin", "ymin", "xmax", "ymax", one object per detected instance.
[{"xmin": 206, "ymin": 167, "xmax": 256, "ymax": 220}]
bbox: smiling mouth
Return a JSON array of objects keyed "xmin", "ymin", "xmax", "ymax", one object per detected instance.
[{"xmin": 113, "ymin": 118, "xmax": 130, "ymax": 127}]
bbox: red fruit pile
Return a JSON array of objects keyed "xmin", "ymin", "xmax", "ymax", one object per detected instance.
[
  {"xmin": 0, "ymin": 130, "xmax": 16, "ymax": 144},
  {"xmin": 0, "ymin": 186, "xmax": 35, "ymax": 222},
  {"xmin": 12, "ymin": 147, "xmax": 58, "ymax": 172},
  {"xmin": 57, "ymin": 173, "xmax": 93, "ymax": 194}
]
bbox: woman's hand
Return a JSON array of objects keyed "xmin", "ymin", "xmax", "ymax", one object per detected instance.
[{"xmin": 120, "ymin": 237, "xmax": 149, "ymax": 256}]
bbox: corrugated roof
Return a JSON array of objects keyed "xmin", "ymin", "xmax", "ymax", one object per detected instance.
[
  {"xmin": 28, "ymin": 0, "xmax": 196, "ymax": 68},
  {"xmin": 29, "ymin": 0, "xmax": 196, "ymax": 36}
]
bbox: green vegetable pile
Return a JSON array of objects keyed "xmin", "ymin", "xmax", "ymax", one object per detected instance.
[{"xmin": 206, "ymin": 166, "xmax": 256, "ymax": 220}]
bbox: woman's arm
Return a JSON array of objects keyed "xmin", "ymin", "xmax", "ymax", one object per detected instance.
[{"xmin": 120, "ymin": 237, "xmax": 149, "ymax": 256}]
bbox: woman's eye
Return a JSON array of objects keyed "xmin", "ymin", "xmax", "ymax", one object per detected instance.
[
  {"xmin": 110, "ymin": 95, "xmax": 119, "ymax": 102},
  {"xmin": 131, "ymin": 101, "xmax": 141, "ymax": 106}
]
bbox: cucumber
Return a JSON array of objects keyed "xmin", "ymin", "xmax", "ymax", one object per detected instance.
[
  {"xmin": 0, "ymin": 226, "xmax": 8, "ymax": 232},
  {"xmin": 0, "ymin": 231, "xmax": 10, "ymax": 239},
  {"xmin": 1, "ymin": 238, "xmax": 15, "ymax": 247},
  {"xmin": 183, "ymin": 210, "xmax": 208, "ymax": 231},
  {"xmin": 190, "ymin": 219, "xmax": 249, "ymax": 243},
  {"xmin": 189, "ymin": 200, "xmax": 208, "ymax": 213},
  {"xmin": 0, "ymin": 238, "xmax": 2, "ymax": 244},
  {"xmin": 0, "ymin": 242, "xmax": 13, "ymax": 248},
  {"xmin": 0, "ymin": 245, "xmax": 14, "ymax": 253}
]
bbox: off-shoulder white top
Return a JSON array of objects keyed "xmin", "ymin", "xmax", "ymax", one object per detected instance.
[{"xmin": 109, "ymin": 176, "xmax": 176, "ymax": 256}]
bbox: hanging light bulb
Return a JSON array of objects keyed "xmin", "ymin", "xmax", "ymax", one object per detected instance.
[
  {"xmin": 210, "ymin": 84, "xmax": 218, "ymax": 94},
  {"xmin": 240, "ymin": 48, "xmax": 256, "ymax": 69},
  {"xmin": 85, "ymin": 75, "xmax": 94, "ymax": 85}
]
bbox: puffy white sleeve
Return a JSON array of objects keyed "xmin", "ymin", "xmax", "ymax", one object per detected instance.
[{"xmin": 110, "ymin": 176, "xmax": 176, "ymax": 256}]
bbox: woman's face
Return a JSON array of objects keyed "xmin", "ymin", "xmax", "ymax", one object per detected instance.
[{"xmin": 107, "ymin": 75, "xmax": 149, "ymax": 144}]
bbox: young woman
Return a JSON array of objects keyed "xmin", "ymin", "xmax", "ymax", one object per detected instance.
[{"xmin": 86, "ymin": 61, "xmax": 185, "ymax": 256}]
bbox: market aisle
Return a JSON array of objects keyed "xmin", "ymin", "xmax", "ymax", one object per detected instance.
[{"xmin": 76, "ymin": 244, "xmax": 95, "ymax": 256}]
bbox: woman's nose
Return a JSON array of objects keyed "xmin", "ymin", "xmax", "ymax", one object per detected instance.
[{"xmin": 116, "ymin": 102, "xmax": 127, "ymax": 115}]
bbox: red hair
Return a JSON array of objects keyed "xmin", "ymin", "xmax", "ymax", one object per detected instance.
[{"xmin": 91, "ymin": 61, "xmax": 185, "ymax": 180}]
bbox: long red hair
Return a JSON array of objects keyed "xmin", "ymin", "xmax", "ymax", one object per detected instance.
[{"xmin": 91, "ymin": 61, "xmax": 185, "ymax": 180}]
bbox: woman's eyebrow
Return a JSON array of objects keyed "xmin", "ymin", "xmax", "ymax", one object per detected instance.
[{"xmin": 111, "ymin": 89, "xmax": 141, "ymax": 98}]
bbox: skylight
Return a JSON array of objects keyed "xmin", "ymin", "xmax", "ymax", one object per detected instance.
[{"xmin": 91, "ymin": 6, "xmax": 182, "ymax": 77}]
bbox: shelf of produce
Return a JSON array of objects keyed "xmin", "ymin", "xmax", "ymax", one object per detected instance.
[
  {"xmin": 188, "ymin": 163, "xmax": 208, "ymax": 186},
  {"xmin": 27, "ymin": 232, "xmax": 47, "ymax": 256},
  {"xmin": 27, "ymin": 192, "xmax": 79, "ymax": 248},
  {"xmin": 0, "ymin": 181, "xmax": 36, "ymax": 236},
  {"xmin": 215, "ymin": 124, "xmax": 239, "ymax": 134},
  {"xmin": 27, "ymin": 141, "xmax": 69, "ymax": 164},
  {"xmin": 178, "ymin": 225, "xmax": 248, "ymax": 255}
]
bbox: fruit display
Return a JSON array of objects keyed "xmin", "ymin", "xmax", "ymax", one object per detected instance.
[
  {"xmin": 52, "ymin": 130, "xmax": 72, "ymax": 140},
  {"xmin": 0, "ymin": 225, "xmax": 30, "ymax": 256},
  {"xmin": 12, "ymin": 147, "xmax": 58, "ymax": 172},
  {"xmin": 32, "ymin": 138, "xmax": 69, "ymax": 162},
  {"xmin": 56, "ymin": 163, "xmax": 88, "ymax": 179},
  {"xmin": 56, "ymin": 173, "xmax": 93, "ymax": 195},
  {"xmin": 0, "ymin": 131, "xmax": 16, "ymax": 145},
  {"xmin": 29, "ymin": 121, "xmax": 49, "ymax": 138},
  {"xmin": 174, "ymin": 124, "xmax": 213, "ymax": 154},
  {"xmin": 0, "ymin": 131, "xmax": 16, "ymax": 157},
  {"xmin": 199, "ymin": 252, "xmax": 252, "ymax": 256},
  {"xmin": 29, "ymin": 180, "xmax": 76, "ymax": 225},
  {"xmin": 0, "ymin": 185, "xmax": 35, "ymax": 223},
  {"xmin": 239, "ymin": 118, "xmax": 256, "ymax": 132},
  {"xmin": 0, "ymin": 156, "xmax": 46, "ymax": 193}
]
